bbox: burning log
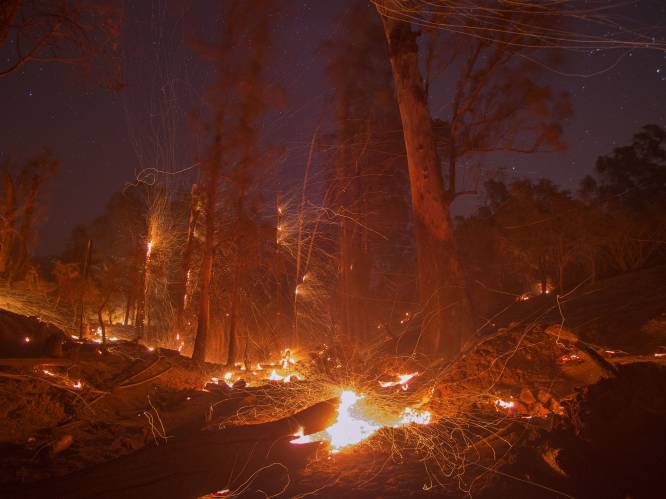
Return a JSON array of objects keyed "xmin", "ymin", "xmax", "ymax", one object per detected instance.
[{"xmin": 7, "ymin": 397, "xmax": 339, "ymax": 499}]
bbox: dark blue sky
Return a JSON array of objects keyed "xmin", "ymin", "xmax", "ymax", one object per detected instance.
[{"xmin": 0, "ymin": 0, "xmax": 664, "ymax": 256}]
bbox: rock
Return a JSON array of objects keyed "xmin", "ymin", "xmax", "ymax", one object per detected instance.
[
  {"xmin": 537, "ymin": 389, "xmax": 552, "ymax": 404},
  {"xmin": 519, "ymin": 388, "xmax": 536, "ymax": 405}
]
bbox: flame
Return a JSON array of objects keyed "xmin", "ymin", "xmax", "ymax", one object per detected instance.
[
  {"xmin": 378, "ymin": 372, "xmax": 419, "ymax": 389},
  {"xmin": 398, "ymin": 407, "xmax": 432, "ymax": 425},
  {"xmin": 495, "ymin": 398, "xmax": 515, "ymax": 410},
  {"xmin": 291, "ymin": 390, "xmax": 431, "ymax": 453},
  {"xmin": 267, "ymin": 369, "xmax": 299, "ymax": 383},
  {"xmin": 280, "ymin": 349, "xmax": 296, "ymax": 369}
]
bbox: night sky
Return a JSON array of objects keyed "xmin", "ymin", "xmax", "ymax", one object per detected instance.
[{"xmin": 1, "ymin": 0, "xmax": 665, "ymax": 257}]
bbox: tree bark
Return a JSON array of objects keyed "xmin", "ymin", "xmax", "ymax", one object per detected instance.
[
  {"xmin": 377, "ymin": 9, "xmax": 474, "ymax": 357},
  {"xmin": 175, "ymin": 183, "xmax": 200, "ymax": 329},
  {"xmin": 192, "ymin": 132, "xmax": 222, "ymax": 364},
  {"xmin": 133, "ymin": 241, "xmax": 149, "ymax": 341},
  {"xmin": 0, "ymin": 172, "xmax": 16, "ymax": 276}
]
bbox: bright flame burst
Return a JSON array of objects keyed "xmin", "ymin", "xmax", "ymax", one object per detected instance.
[
  {"xmin": 378, "ymin": 372, "xmax": 419, "ymax": 390},
  {"xmin": 291, "ymin": 389, "xmax": 431, "ymax": 453}
]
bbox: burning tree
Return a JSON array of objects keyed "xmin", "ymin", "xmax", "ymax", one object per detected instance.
[
  {"xmin": 191, "ymin": 0, "xmax": 283, "ymax": 364},
  {"xmin": 0, "ymin": 149, "xmax": 57, "ymax": 283}
]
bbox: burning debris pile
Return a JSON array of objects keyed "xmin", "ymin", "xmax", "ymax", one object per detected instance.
[{"xmin": 291, "ymin": 389, "xmax": 431, "ymax": 453}]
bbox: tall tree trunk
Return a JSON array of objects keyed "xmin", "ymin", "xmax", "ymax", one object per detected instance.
[
  {"xmin": 0, "ymin": 172, "xmax": 16, "ymax": 277},
  {"xmin": 123, "ymin": 290, "xmax": 132, "ymax": 326},
  {"xmin": 192, "ymin": 132, "xmax": 222, "ymax": 364},
  {"xmin": 176, "ymin": 183, "xmax": 200, "ymax": 329},
  {"xmin": 9, "ymin": 173, "xmax": 39, "ymax": 282},
  {"xmin": 377, "ymin": 10, "xmax": 474, "ymax": 357},
  {"xmin": 226, "ymin": 263, "xmax": 241, "ymax": 367},
  {"xmin": 134, "ymin": 240, "xmax": 150, "ymax": 341},
  {"xmin": 293, "ymin": 127, "xmax": 318, "ymax": 348},
  {"xmin": 78, "ymin": 239, "xmax": 92, "ymax": 340}
]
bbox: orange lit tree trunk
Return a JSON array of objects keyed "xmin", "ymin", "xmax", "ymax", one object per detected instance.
[
  {"xmin": 9, "ymin": 172, "xmax": 39, "ymax": 282},
  {"xmin": 0, "ymin": 171, "xmax": 16, "ymax": 277},
  {"xmin": 176, "ymin": 183, "xmax": 200, "ymax": 329},
  {"xmin": 378, "ymin": 11, "xmax": 474, "ymax": 357},
  {"xmin": 192, "ymin": 131, "xmax": 221, "ymax": 364}
]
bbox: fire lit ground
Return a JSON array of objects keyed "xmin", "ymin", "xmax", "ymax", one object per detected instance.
[{"xmin": 1, "ymin": 1, "xmax": 666, "ymax": 498}]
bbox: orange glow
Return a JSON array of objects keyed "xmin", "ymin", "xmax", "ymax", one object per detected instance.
[
  {"xmin": 291, "ymin": 389, "xmax": 431, "ymax": 453},
  {"xmin": 378, "ymin": 372, "xmax": 419, "ymax": 389},
  {"xmin": 495, "ymin": 399, "xmax": 515, "ymax": 410}
]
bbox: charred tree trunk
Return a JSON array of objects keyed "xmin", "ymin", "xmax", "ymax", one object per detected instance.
[
  {"xmin": 377, "ymin": 10, "xmax": 474, "ymax": 358},
  {"xmin": 293, "ymin": 127, "xmax": 318, "ymax": 348},
  {"xmin": 0, "ymin": 172, "xmax": 16, "ymax": 277},
  {"xmin": 176, "ymin": 183, "xmax": 200, "ymax": 329},
  {"xmin": 192, "ymin": 132, "xmax": 222, "ymax": 364},
  {"xmin": 123, "ymin": 290, "xmax": 134, "ymax": 326},
  {"xmin": 97, "ymin": 295, "xmax": 109, "ymax": 352},
  {"xmin": 78, "ymin": 239, "xmax": 92, "ymax": 340},
  {"xmin": 226, "ymin": 263, "xmax": 241, "ymax": 367},
  {"xmin": 133, "ymin": 241, "xmax": 149, "ymax": 341},
  {"xmin": 9, "ymin": 173, "xmax": 39, "ymax": 282}
]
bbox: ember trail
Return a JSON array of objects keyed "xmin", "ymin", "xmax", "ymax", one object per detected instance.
[{"xmin": 1, "ymin": 1, "xmax": 666, "ymax": 498}]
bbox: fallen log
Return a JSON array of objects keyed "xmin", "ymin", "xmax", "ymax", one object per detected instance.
[{"xmin": 8, "ymin": 397, "xmax": 339, "ymax": 499}]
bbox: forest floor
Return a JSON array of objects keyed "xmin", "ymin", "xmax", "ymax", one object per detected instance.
[{"xmin": 0, "ymin": 266, "xmax": 665, "ymax": 498}]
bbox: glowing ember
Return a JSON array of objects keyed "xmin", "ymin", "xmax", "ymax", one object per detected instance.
[
  {"xmin": 291, "ymin": 390, "xmax": 431, "ymax": 453},
  {"xmin": 378, "ymin": 372, "xmax": 419, "ymax": 389},
  {"xmin": 267, "ymin": 369, "xmax": 298, "ymax": 383},
  {"xmin": 24, "ymin": 336, "xmax": 31, "ymax": 343},
  {"xmin": 495, "ymin": 399, "xmax": 515, "ymax": 409},
  {"xmin": 559, "ymin": 353, "xmax": 582, "ymax": 364},
  {"xmin": 211, "ymin": 490, "xmax": 230, "ymax": 498},
  {"xmin": 72, "ymin": 380, "xmax": 83, "ymax": 389}
]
